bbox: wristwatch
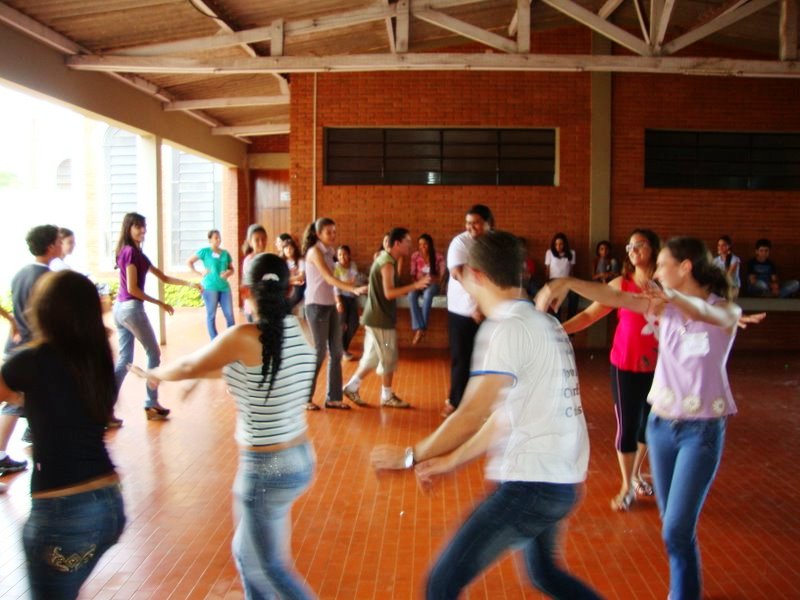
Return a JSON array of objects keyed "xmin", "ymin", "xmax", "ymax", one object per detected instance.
[{"xmin": 404, "ymin": 446, "xmax": 416, "ymax": 469}]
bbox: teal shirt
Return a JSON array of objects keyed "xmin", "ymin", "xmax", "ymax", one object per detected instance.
[{"xmin": 196, "ymin": 246, "xmax": 232, "ymax": 292}]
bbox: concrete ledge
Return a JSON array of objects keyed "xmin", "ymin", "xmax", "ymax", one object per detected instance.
[{"xmin": 737, "ymin": 298, "xmax": 800, "ymax": 313}]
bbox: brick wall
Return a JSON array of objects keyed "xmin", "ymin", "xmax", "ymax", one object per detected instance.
[{"xmin": 289, "ymin": 28, "xmax": 594, "ymax": 281}]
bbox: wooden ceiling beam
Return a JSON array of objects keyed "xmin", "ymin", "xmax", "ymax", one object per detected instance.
[
  {"xmin": 662, "ymin": 0, "xmax": 779, "ymax": 55},
  {"xmin": 633, "ymin": 0, "xmax": 651, "ymax": 45},
  {"xmin": 598, "ymin": 0, "xmax": 625, "ymax": 20},
  {"xmin": 212, "ymin": 124, "xmax": 290, "ymax": 136},
  {"xmin": 415, "ymin": 8, "xmax": 517, "ymax": 53},
  {"xmin": 66, "ymin": 52, "xmax": 800, "ymax": 78},
  {"xmin": 396, "ymin": 0, "xmax": 409, "ymax": 53},
  {"xmin": 780, "ymin": 0, "xmax": 798, "ymax": 60},
  {"xmin": 539, "ymin": 0, "xmax": 652, "ymax": 55},
  {"xmin": 516, "ymin": 0, "xmax": 531, "ymax": 53},
  {"xmin": 652, "ymin": 0, "xmax": 676, "ymax": 53},
  {"xmin": 383, "ymin": 0, "xmax": 396, "ymax": 53},
  {"xmin": 164, "ymin": 95, "xmax": 290, "ymax": 111}
]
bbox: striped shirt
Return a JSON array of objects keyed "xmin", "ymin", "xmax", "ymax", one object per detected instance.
[{"xmin": 222, "ymin": 316, "xmax": 317, "ymax": 446}]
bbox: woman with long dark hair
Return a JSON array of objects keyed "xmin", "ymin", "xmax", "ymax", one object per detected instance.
[
  {"xmin": 544, "ymin": 232, "xmax": 579, "ymax": 320},
  {"xmin": 112, "ymin": 212, "xmax": 200, "ymax": 424},
  {"xmin": 130, "ymin": 254, "xmax": 318, "ymax": 599},
  {"xmin": 301, "ymin": 218, "xmax": 366, "ymax": 410},
  {"xmin": 537, "ymin": 236, "xmax": 763, "ymax": 600},
  {"xmin": 408, "ymin": 233, "xmax": 445, "ymax": 345},
  {"xmin": 0, "ymin": 271, "xmax": 126, "ymax": 599},
  {"xmin": 562, "ymin": 229, "xmax": 661, "ymax": 511}
]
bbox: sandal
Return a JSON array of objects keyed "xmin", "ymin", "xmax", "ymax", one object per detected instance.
[
  {"xmin": 324, "ymin": 401, "xmax": 351, "ymax": 410},
  {"xmin": 610, "ymin": 489, "xmax": 635, "ymax": 512},
  {"xmin": 633, "ymin": 479, "xmax": 654, "ymax": 496},
  {"xmin": 305, "ymin": 402, "xmax": 321, "ymax": 411}
]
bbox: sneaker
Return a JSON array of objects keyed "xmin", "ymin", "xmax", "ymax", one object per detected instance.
[
  {"xmin": 145, "ymin": 406, "xmax": 170, "ymax": 421},
  {"xmin": 20, "ymin": 427, "xmax": 33, "ymax": 444},
  {"xmin": 0, "ymin": 455, "xmax": 28, "ymax": 475},
  {"xmin": 343, "ymin": 387, "xmax": 368, "ymax": 407},
  {"xmin": 381, "ymin": 394, "xmax": 411, "ymax": 409}
]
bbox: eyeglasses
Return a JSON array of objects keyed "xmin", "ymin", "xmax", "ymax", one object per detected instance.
[{"xmin": 625, "ymin": 241, "xmax": 649, "ymax": 253}]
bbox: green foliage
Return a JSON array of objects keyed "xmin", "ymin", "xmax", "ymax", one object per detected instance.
[{"xmin": 164, "ymin": 283, "xmax": 203, "ymax": 308}]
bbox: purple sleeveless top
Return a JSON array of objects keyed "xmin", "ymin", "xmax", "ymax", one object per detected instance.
[{"xmin": 647, "ymin": 293, "xmax": 737, "ymax": 420}]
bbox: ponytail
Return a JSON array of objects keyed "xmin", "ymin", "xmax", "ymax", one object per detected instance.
[{"xmin": 665, "ymin": 237, "xmax": 733, "ymax": 301}]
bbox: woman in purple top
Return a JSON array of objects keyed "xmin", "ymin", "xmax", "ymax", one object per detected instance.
[
  {"xmin": 111, "ymin": 213, "xmax": 201, "ymax": 425},
  {"xmin": 538, "ymin": 236, "xmax": 764, "ymax": 600}
]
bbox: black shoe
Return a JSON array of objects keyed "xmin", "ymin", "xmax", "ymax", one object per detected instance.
[
  {"xmin": 0, "ymin": 455, "xmax": 28, "ymax": 475},
  {"xmin": 20, "ymin": 427, "xmax": 32, "ymax": 444},
  {"xmin": 145, "ymin": 406, "xmax": 170, "ymax": 421}
]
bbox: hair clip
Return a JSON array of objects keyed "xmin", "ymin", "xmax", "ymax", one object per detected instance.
[{"xmin": 261, "ymin": 273, "xmax": 279, "ymax": 282}]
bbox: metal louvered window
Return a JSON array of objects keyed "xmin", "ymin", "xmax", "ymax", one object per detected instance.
[
  {"xmin": 325, "ymin": 128, "xmax": 556, "ymax": 186},
  {"xmin": 645, "ymin": 130, "xmax": 800, "ymax": 190}
]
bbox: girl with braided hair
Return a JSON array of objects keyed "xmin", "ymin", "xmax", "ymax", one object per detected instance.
[{"xmin": 130, "ymin": 253, "xmax": 318, "ymax": 599}]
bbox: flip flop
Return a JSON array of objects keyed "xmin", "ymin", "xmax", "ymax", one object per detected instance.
[
  {"xmin": 324, "ymin": 401, "xmax": 351, "ymax": 410},
  {"xmin": 633, "ymin": 479, "xmax": 654, "ymax": 496},
  {"xmin": 306, "ymin": 402, "xmax": 321, "ymax": 411}
]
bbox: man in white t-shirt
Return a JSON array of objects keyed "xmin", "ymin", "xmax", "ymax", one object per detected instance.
[
  {"xmin": 443, "ymin": 204, "xmax": 493, "ymax": 417},
  {"xmin": 371, "ymin": 231, "xmax": 600, "ymax": 599}
]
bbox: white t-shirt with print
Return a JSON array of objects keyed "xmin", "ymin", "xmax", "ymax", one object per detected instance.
[
  {"xmin": 471, "ymin": 300, "xmax": 590, "ymax": 484},
  {"xmin": 545, "ymin": 249, "xmax": 575, "ymax": 279},
  {"xmin": 446, "ymin": 231, "xmax": 477, "ymax": 317}
]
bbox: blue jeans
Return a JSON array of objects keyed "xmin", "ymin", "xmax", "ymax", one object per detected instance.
[
  {"xmin": 748, "ymin": 279, "xmax": 800, "ymax": 298},
  {"xmin": 427, "ymin": 481, "xmax": 601, "ymax": 600},
  {"xmin": 202, "ymin": 289, "xmax": 235, "ymax": 339},
  {"xmin": 409, "ymin": 283, "xmax": 440, "ymax": 331},
  {"xmin": 232, "ymin": 443, "xmax": 316, "ymax": 600},
  {"xmin": 23, "ymin": 483, "xmax": 126, "ymax": 600},
  {"xmin": 305, "ymin": 304, "xmax": 343, "ymax": 402},
  {"xmin": 113, "ymin": 300, "xmax": 161, "ymax": 408},
  {"xmin": 647, "ymin": 415, "xmax": 726, "ymax": 600}
]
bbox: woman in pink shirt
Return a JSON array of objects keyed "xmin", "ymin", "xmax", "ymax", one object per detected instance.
[{"xmin": 562, "ymin": 229, "xmax": 660, "ymax": 511}]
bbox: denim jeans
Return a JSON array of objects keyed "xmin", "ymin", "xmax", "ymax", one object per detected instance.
[
  {"xmin": 232, "ymin": 443, "xmax": 316, "ymax": 600},
  {"xmin": 113, "ymin": 300, "xmax": 161, "ymax": 408},
  {"xmin": 23, "ymin": 483, "xmax": 126, "ymax": 600},
  {"xmin": 748, "ymin": 279, "xmax": 800, "ymax": 298},
  {"xmin": 427, "ymin": 481, "xmax": 602, "ymax": 600},
  {"xmin": 304, "ymin": 304, "xmax": 343, "ymax": 402},
  {"xmin": 647, "ymin": 414, "xmax": 726, "ymax": 600},
  {"xmin": 409, "ymin": 283, "xmax": 440, "ymax": 331},
  {"xmin": 202, "ymin": 289, "xmax": 235, "ymax": 339}
]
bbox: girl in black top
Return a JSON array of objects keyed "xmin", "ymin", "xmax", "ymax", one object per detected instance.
[{"xmin": 0, "ymin": 270, "xmax": 125, "ymax": 600}]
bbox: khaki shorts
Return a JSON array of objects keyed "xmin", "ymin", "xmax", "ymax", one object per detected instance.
[{"xmin": 359, "ymin": 327, "xmax": 398, "ymax": 375}]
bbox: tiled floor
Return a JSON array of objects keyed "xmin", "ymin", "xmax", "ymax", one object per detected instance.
[{"xmin": 1, "ymin": 309, "xmax": 799, "ymax": 599}]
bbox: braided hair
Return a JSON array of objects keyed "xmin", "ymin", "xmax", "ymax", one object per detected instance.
[{"xmin": 244, "ymin": 253, "xmax": 290, "ymax": 394}]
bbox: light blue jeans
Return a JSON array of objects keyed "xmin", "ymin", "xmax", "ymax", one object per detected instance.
[
  {"xmin": 202, "ymin": 289, "xmax": 235, "ymax": 339},
  {"xmin": 427, "ymin": 481, "xmax": 602, "ymax": 599},
  {"xmin": 24, "ymin": 483, "xmax": 126, "ymax": 600},
  {"xmin": 409, "ymin": 283, "xmax": 440, "ymax": 331},
  {"xmin": 232, "ymin": 442, "xmax": 317, "ymax": 600},
  {"xmin": 113, "ymin": 300, "xmax": 161, "ymax": 408},
  {"xmin": 748, "ymin": 279, "xmax": 800, "ymax": 298},
  {"xmin": 647, "ymin": 414, "xmax": 726, "ymax": 600}
]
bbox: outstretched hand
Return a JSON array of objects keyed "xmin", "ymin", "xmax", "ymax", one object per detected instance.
[
  {"xmin": 534, "ymin": 280, "xmax": 569, "ymax": 313},
  {"xmin": 127, "ymin": 364, "xmax": 160, "ymax": 390},
  {"xmin": 737, "ymin": 312, "xmax": 766, "ymax": 329},
  {"xmin": 414, "ymin": 455, "xmax": 455, "ymax": 493},
  {"xmin": 370, "ymin": 444, "xmax": 406, "ymax": 471}
]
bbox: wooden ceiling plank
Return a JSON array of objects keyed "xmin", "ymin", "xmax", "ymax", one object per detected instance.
[
  {"xmin": 164, "ymin": 95, "xmax": 291, "ymax": 111},
  {"xmin": 517, "ymin": 0, "xmax": 531, "ymax": 53},
  {"xmin": 598, "ymin": 0, "xmax": 625, "ymax": 20},
  {"xmin": 65, "ymin": 52, "xmax": 800, "ymax": 78},
  {"xmin": 0, "ymin": 1, "xmax": 221, "ymax": 124},
  {"xmin": 780, "ymin": 0, "xmax": 798, "ymax": 60},
  {"xmin": 539, "ymin": 0, "xmax": 651, "ymax": 55},
  {"xmin": 114, "ymin": 25, "xmax": 274, "ymax": 57},
  {"xmin": 662, "ymin": 0, "xmax": 779, "ymax": 55},
  {"xmin": 213, "ymin": 124, "xmax": 290, "ymax": 136},
  {"xmin": 396, "ymin": 0, "xmax": 409, "ymax": 53},
  {"xmin": 415, "ymin": 8, "xmax": 517, "ymax": 53}
]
